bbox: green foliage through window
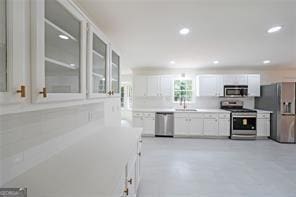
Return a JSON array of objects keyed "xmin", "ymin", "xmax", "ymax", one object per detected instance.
[{"xmin": 174, "ymin": 80, "xmax": 193, "ymax": 102}]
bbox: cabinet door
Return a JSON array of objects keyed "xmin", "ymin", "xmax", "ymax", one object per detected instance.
[
  {"xmin": 110, "ymin": 50, "xmax": 120, "ymax": 96},
  {"xmin": 218, "ymin": 119, "xmax": 230, "ymax": 136},
  {"xmin": 133, "ymin": 116, "xmax": 143, "ymax": 128},
  {"xmin": 31, "ymin": 0, "xmax": 87, "ymax": 103},
  {"xmin": 248, "ymin": 74, "xmax": 260, "ymax": 97},
  {"xmin": 257, "ymin": 118, "xmax": 270, "ymax": 137},
  {"xmin": 127, "ymin": 158, "xmax": 137, "ymax": 197},
  {"xmin": 204, "ymin": 119, "xmax": 219, "ymax": 136},
  {"xmin": 198, "ymin": 75, "xmax": 218, "ymax": 96},
  {"xmin": 189, "ymin": 118, "xmax": 203, "ymax": 135},
  {"xmin": 160, "ymin": 76, "xmax": 172, "ymax": 97},
  {"xmin": 147, "ymin": 76, "xmax": 160, "ymax": 97},
  {"xmin": 174, "ymin": 117, "xmax": 189, "ymax": 135},
  {"xmin": 134, "ymin": 76, "xmax": 147, "ymax": 97},
  {"xmin": 223, "ymin": 75, "xmax": 247, "ymax": 85},
  {"xmin": 87, "ymin": 24, "xmax": 109, "ymax": 98},
  {"xmin": 0, "ymin": 0, "xmax": 29, "ymax": 104},
  {"xmin": 143, "ymin": 116, "xmax": 155, "ymax": 135}
]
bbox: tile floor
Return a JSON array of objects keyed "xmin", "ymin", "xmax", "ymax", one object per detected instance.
[{"xmin": 137, "ymin": 137, "xmax": 296, "ymax": 197}]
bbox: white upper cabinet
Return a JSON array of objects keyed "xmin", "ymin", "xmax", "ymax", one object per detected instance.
[
  {"xmin": 31, "ymin": 0, "xmax": 87, "ymax": 103},
  {"xmin": 87, "ymin": 24, "xmax": 109, "ymax": 98},
  {"xmin": 110, "ymin": 49, "xmax": 120, "ymax": 96},
  {"xmin": 160, "ymin": 76, "xmax": 172, "ymax": 97},
  {"xmin": 147, "ymin": 76, "xmax": 160, "ymax": 97},
  {"xmin": 247, "ymin": 74, "xmax": 260, "ymax": 97},
  {"xmin": 0, "ymin": 0, "xmax": 29, "ymax": 104},
  {"xmin": 134, "ymin": 75, "xmax": 147, "ymax": 97},
  {"xmin": 197, "ymin": 75, "xmax": 223, "ymax": 97},
  {"xmin": 223, "ymin": 75, "xmax": 248, "ymax": 85}
]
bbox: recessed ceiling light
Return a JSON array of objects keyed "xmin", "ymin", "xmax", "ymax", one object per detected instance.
[
  {"xmin": 170, "ymin": 60, "xmax": 175, "ymax": 64},
  {"xmin": 59, "ymin": 34, "xmax": 69, "ymax": 40},
  {"xmin": 179, "ymin": 28, "xmax": 190, "ymax": 35},
  {"xmin": 213, "ymin": 60, "xmax": 219, "ymax": 64},
  {"xmin": 267, "ymin": 26, "xmax": 282, "ymax": 34},
  {"xmin": 263, "ymin": 60, "xmax": 271, "ymax": 64}
]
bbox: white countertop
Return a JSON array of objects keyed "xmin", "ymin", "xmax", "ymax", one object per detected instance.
[
  {"xmin": 132, "ymin": 108, "xmax": 230, "ymax": 113},
  {"xmin": 4, "ymin": 124, "xmax": 142, "ymax": 197}
]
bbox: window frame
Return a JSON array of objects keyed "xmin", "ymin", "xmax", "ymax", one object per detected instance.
[{"xmin": 173, "ymin": 78, "xmax": 195, "ymax": 103}]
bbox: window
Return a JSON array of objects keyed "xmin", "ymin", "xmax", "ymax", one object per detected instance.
[
  {"xmin": 0, "ymin": 0, "xmax": 7, "ymax": 92},
  {"xmin": 174, "ymin": 79, "xmax": 193, "ymax": 102}
]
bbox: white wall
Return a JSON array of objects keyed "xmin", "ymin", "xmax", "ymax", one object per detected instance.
[
  {"xmin": 0, "ymin": 103, "xmax": 105, "ymax": 186},
  {"xmin": 131, "ymin": 67, "xmax": 296, "ymax": 109}
]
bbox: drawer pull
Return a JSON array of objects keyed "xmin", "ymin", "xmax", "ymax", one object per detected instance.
[
  {"xmin": 124, "ymin": 188, "xmax": 129, "ymax": 195},
  {"xmin": 128, "ymin": 178, "xmax": 133, "ymax": 184},
  {"xmin": 138, "ymin": 152, "xmax": 142, "ymax": 156},
  {"xmin": 16, "ymin": 85, "xmax": 26, "ymax": 98}
]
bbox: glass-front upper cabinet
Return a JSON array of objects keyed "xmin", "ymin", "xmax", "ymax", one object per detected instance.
[
  {"xmin": 110, "ymin": 50, "xmax": 120, "ymax": 96},
  {"xmin": 0, "ymin": 0, "xmax": 29, "ymax": 105},
  {"xmin": 31, "ymin": 0, "xmax": 87, "ymax": 103},
  {"xmin": 87, "ymin": 24, "xmax": 109, "ymax": 98}
]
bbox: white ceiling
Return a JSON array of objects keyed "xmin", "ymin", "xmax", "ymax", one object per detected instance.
[{"xmin": 75, "ymin": 0, "xmax": 296, "ymax": 74}]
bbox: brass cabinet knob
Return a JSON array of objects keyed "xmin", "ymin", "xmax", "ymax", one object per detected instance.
[
  {"xmin": 107, "ymin": 91, "xmax": 112, "ymax": 96},
  {"xmin": 124, "ymin": 188, "xmax": 129, "ymax": 196},
  {"xmin": 128, "ymin": 178, "xmax": 133, "ymax": 184},
  {"xmin": 16, "ymin": 85, "xmax": 26, "ymax": 98},
  {"xmin": 39, "ymin": 87, "xmax": 47, "ymax": 98}
]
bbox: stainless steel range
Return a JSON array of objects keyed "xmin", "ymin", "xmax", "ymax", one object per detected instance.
[{"xmin": 221, "ymin": 100, "xmax": 257, "ymax": 140}]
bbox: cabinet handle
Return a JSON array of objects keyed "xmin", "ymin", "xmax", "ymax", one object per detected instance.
[
  {"xmin": 138, "ymin": 152, "xmax": 142, "ymax": 156},
  {"xmin": 16, "ymin": 85, "xmax": 26, "ymax": 98},
  {"xmin": 39, "ymin": 87, "xmax": 47, "ymax": 98},
  {"xmin": 139, "ymin": 140, "xmax": 143, "ymax": 143},
  {"xmin": 128, "ymin": 178, "xmax": 133, "ymax": 184},
  {"xmin": 124, "ymin": 188, "xmax": 129, "ymax": 196}
]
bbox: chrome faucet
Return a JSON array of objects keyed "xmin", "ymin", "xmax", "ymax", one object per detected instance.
[{"xmin": 180, "ymin": 96, "xmax": 187, "ymax": 109}]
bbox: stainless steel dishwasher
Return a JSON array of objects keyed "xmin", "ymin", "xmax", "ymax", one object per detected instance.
[{"xmin": 155, "ymin": 112, "xmax": 174, "ymax": 137}]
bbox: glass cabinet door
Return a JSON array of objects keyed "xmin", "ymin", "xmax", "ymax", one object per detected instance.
[
  {"xmin": 111, "ymin": 50, "xmax": 120, "ymax": 95},
  {"xmin": 0, "ymin": 0, "xmax": 7, "ymax": 93},
  {"xmin": 87, "ymin": 25, "xmax": 108, "ymax": 98},
  {"xmin": 44, "ymin": 0, "xmax": 81, "ymax": 94},
  {"xmin": 32, "ymin": 0, "xmax": 86, "ymax": 102}
]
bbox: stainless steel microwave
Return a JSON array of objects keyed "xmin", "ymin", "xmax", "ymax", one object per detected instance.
[{"xmin": 224, "ymin": 85, "xmax": 248, "ymax": 97}]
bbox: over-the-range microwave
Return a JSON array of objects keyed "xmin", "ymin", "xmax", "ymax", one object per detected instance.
[{"xmin": 224, "ymin": 85, "xmax": 248, "ymax": 97}]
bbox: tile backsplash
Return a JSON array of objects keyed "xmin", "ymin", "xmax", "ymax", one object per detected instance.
[
  {"xmin": 133, "ymin": 96, "xmax": 255, "ymax": 109},
  {"xmin": 0, "ymin": 103, "xmax": 104, "ymax": 186}
]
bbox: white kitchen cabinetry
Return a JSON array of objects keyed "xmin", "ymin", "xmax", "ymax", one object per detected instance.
[
  {"xmin": 104, "ymin": 98, "xmax": 121, "ymax": 126},
  {"xmin": 218, "ymin": 113, "xmax": 230, "ymax": 136},
  {"xmin": 257, "ymin": 113, "xmax": 270, "ymax": 137},
  {"xmin": 160, "ymin": 76, "xmax": 172, "ymax": 97},
  {"xmin": 174, "ymin": 113, "xmax": 204, "ymax": 136},
  {"xmin": 223, "ymin": 75, "xmax": 248, "ymax": 85},
  {"xmin": 248, "ymin": 74, "xmax": 260, "ymax": 97},
  {"xmin": 31, "ymin": 0, "xmax": 87, "ymax": 103},
  {"xmin": 203, "ymin": 114, "xmax": 219, "ymax": 136},
  {"xmin": 134, "ymin": 76, "xmax": 147, "ymax": 97},
  {"xmin": 133, "ymin": 112, "xmax": 155, "ymax": 136},
  {"xmin": 197, "ymin": 75, "xmax": 223, "ymax": 96},
  {"xmin": 0, "ymin": 0, "xmax": 30, "ymax": 104},
  {"xmin": 87, "ymin": 24, "xmax": 109, "ymax": 98},
  {"xmin": 147, "ymin": 76, "xmax": 160, "ymax": 96},
  {"xmin": 109, "ymin": 49, "xmax": 120, "ymax": 96}
]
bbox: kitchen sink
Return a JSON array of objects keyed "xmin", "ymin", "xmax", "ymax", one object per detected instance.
[{"xmin": 175, "ymin": 108, "xmax": 198, "ymax": 112}]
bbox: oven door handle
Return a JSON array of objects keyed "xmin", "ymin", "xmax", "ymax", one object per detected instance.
[{"xmin": 232, "ymin": 116, "xmax": 257, "ymax": 118}]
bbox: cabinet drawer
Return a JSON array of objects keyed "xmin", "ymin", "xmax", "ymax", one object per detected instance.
[
  {"xmin": 203, "ymin": 113, "xmax": 218, "ymax": 119},
  {"xmin": 189, "ymin": 113, "xmax": 204, "ymax": 118},
  {"xmin": 143, "ymin": 113, "xmax": 155, "ymax": 118},
  {"xmin": 219, "ymin": 113, "xmax": 230, "ymax": 119},
  {"xmin": 133, "ymin": 112, "xmax": 143, "ymax": 117},
  {"xmin": 257, "ymin": 113, "xmax": 270, "ymax": 119}
]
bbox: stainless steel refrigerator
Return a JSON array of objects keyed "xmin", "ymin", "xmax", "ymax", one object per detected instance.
[{"xmin": 255, "ymin": 82, "xmax": 296, "ymax": 143}]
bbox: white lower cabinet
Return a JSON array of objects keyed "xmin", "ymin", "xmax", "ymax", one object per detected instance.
[
  {"xmin": 133, "ymin": 112, "xmax": 155, "ymax": 136},
  {"xmin": 257, "ymin": 113, "xmax": 270, "ymax": 137},
  {"xmin": 174, "ymin": 112, "xmax": 230, "ymax": 137},
  {"xmin": 116, "ymin": 137, "xmax": 142, "ymax": 197}
]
